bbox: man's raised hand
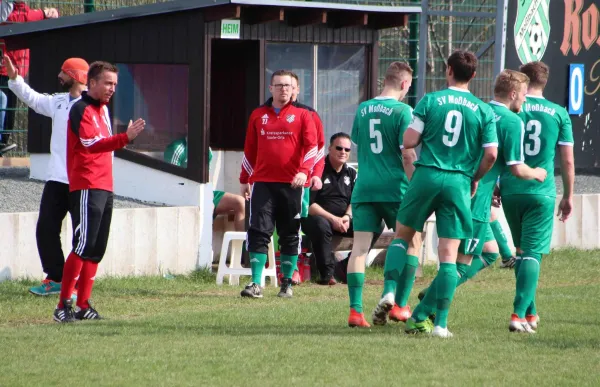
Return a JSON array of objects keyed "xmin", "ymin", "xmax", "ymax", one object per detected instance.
[{"xmin": 126, "ymin": 119, "xmax": 145, "ymax": 141}]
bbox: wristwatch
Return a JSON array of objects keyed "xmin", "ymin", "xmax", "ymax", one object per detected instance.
[{"xmin": 343, "ymin": 213, "xmax": 353, "ymax": 221}]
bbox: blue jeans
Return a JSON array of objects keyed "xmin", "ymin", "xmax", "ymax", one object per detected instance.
[{"xmin": 0, "ymin": 75, "xmax": 16, "ymax": 144}]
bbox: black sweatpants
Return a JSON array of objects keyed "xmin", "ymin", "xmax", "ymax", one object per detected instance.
[
  {"xmin": 36, "ymin": 181, "xmax": 70, "ymax": 282},
  {"xmin": 0, "ymin": 75, "xmax": 17, "ymax": 144},
  {"xmin": 69, "ymin": 189, "xmax": 114, "ymax": 263},
  {"xmin": 247, "ymin": 182, "xmax": 303, "ymax": 255}
]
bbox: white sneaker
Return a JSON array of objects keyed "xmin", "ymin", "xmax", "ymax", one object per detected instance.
[
  {"xmin": 509, "ymin": 314, "xmax": 536, "ymax": 334},
  {"xmin": 432, "ymin": 326, "xmax": 453, "ymax": 338},
  {"xmin": 371, "ymin": 293, "xmax": 395, "ymax": 326}
]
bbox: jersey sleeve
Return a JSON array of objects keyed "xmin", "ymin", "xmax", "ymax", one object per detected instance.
[
  {"xmin": 558, "ymin": 109, "xmax": 574, "ymax": 146},
  {"xmin": 351, "ymin": 108, "xmax": 360, "ymax": 145},
  {"xmin": 7, "ymin": 75, "xmax": 55, "ymax": 117},
  {"xmin": 397, "ymin": 106, "xmax": 413, "ymax": 150},
  {"xmin": 70, "ymin": 106, "xmax": 129, "ymax": 154},
  {"xmin": 240, "ymin": 111, "xmax": 258, "ymax": 184},
  {"xmin": 299, "ymin": 110, "xmax": 318, "ymax": 176},
  {"xmin": 311, "ymin": 112, "xmax": 326, "ymax": 179},
  {"xmin": 409, "ymin": 95, "xmax": 429, "ymax": 134},
  {"xmin": 481, "ymin": 107, "xmax": 498, "ymax": 148},
  {"xmin": 503, "ymin": 117, "xmax": 525, "ymax": 165}
]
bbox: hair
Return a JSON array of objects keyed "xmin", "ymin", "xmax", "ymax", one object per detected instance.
[
  {"xmin": 290, "ymin": 71, "xmax": 299, "ymax": 86},
  {"xmin": 330, "ymin": 132, "xmax": 351, "ymax": 145},
  {"xmin": 270, "ymin": 69, "xmax": 295, "ymax": 84},
  {"xmin": 447, "ymin": 50, "xmax": 478, "ymax": 83},
  {"xmin": 519, "ymin": 61, "xmax": 549, "ymax": 89},
  {"xmin": 494, "ymin": 70, "xmax": 530, "ymax": 99},
  {"xmin": 384, "ymin": 61, "xmax": 413, "ymax": 89},
  {"xmin": 87, "ymin": 61, "xmax": 118, "ymax": 85}
]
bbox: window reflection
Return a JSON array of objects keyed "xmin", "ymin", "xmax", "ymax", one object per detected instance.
[{"xmin": 113, "ymin": 63, "xmax": 189, "ymax": 168}]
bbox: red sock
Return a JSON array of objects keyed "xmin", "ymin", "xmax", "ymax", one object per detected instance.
[
  {"xmin": 58, "ymin": 252, "xmax": 84, "ymax": 308},
  {"xmin": 77, "ymin": 260, "xmax": 99, "ymax": 310}
]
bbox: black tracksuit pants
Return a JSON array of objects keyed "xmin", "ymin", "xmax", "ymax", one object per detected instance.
[
  {"xmin": 36, "ymin": 181, "xmax": 70, "ymax": 282},
  {"xmin": 247, "ymin": 182, "xmax": 303, "ymax": 256}
]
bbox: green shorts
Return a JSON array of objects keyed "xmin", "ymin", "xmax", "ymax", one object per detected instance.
[
  {"xmin": 353, "ymin": 202, "xmax": 400, "ymax": 233},
  {"xmin": 396, "ymin": 166, "xmax": 472, "ymax": 239},
  {"xmin": 459, "ymin": 220, "xmax": 493, "ymax": 256},
  {"xmin": 213, "ymin": 190, "xmax": 225, "ymax": 219},
  {"xmin": 301, "ymin": 187, "xmax": 310, "ymax": 218},
  {"xmin": 502, "ymin": 194, "xmax": 555, "ymax": 254}
]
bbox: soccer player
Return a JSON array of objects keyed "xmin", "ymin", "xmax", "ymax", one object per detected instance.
[
  {"xmin": 53, "ymin": 61, "xmax": 146, "ymax": 322},
  {"xmin": 397, "ymin": 50, "xmax": 498, "ymax": 338},
  {"xmin": 501, "ymin": 61, "xmax": 574, "ymax": 333},
  {"xmin": 4, "ymin": 55, "xmax": 89, "ymax": 297},
  {"xmin": 345, "ymin": 62, "xmax": 420, "ymax": 328},
  {"xmin": 454, "ymin": 70, "xmax": 546, "ymax": 287},
  {"xmin": 239, "ymin": 70, "xmax": 317, "ymax": 299}
]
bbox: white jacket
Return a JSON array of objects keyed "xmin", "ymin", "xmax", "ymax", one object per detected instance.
[{"xmin": 8, "ymin": 75, "xmax": 82, "ymax": 185}]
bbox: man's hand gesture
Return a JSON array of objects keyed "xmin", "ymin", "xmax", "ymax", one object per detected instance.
[
  {"xmin": 3, "ymin": 55, "xmax": 18, "ymax": 80},
  {"xmin": 126, "ymin": 119, "xmax": 145, "ymax": 141},
  {"xmin": 291, "ymin": 172, "xmax": 307, "ymax": 188}
]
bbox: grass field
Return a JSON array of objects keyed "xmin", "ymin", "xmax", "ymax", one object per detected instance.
[{"xmin": 1, "ymin": 249, "xmax": 599, "ymax": 386}]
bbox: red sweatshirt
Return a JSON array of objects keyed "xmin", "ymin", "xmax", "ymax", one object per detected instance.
[
  {"xmin": 240, "ymin": 99, "xmax": 318, "ymax": 185},
  {"xmin": 67, "ymin": 92, "xmax": 129, "ymax": 192},
  {"xmin": 292, "ymin": 101, "xmax": 325, "ymax": 186},
  {"xmin": 0, "ymin": 3, "xmax": 46, "ymax": 78}
]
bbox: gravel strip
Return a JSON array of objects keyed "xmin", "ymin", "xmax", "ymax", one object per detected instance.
[{"xmin": 0, "ymin": 168, "xmax": 168, "ymax": 213}]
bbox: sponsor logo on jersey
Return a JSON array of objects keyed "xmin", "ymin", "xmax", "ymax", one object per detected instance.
[{"xmin": 261, "ymin": 128, "xmax": 265, "ymax": 136}]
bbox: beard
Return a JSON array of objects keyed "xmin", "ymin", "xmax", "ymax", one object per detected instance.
[{"xmin": 59, "ymin": 79, "xmax": 74, "ymax": 92}]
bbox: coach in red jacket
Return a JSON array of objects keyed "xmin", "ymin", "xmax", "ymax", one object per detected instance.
[
  {"xmin": 240, "ymin": 69, "xmax": 317, "ymax": 299},
  {"xmin": 0, "ymin": 2, "xmax": 58, "ymax": 154},
  {"xmin": 52, "ymin": 61, "xmax": 145, "ymax": 323}
]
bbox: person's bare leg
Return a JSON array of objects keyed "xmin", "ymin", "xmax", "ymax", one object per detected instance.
[{"xmin": 215, "ymin": 193, "xmax": 246, "ymax": 231}]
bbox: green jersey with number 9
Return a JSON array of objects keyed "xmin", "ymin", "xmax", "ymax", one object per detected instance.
[
  {"xmin": 411, "ymin": 87, "xmax": 497, "ymax": 177},
  {"xmin": 350, "ymin": 96, "xmax": 413, "ymax": 203},
  {"xmin": 500, "ymin": 95, "xmax": 574, "ymax": 197}
]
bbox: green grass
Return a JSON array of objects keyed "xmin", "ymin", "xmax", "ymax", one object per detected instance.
[{"xmin": 1, "ymin": 249, "xmax": 599, "ymax": 386}]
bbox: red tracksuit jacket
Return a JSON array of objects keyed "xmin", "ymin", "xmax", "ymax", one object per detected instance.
[
  {"xmin": 240, "ymin": 99, "xmax": 318, "ymax": 185},
  {"xmin": 292, "ymin": 101, "xmax": 325, "ymax": 185},
  {"xmin": 67, "ymin": 92, "xmax": 129, "ymax": 192}
]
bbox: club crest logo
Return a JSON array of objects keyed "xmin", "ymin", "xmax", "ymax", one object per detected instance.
[
  {"xmin": 514, "ymin": 0, "xmax": 551, "ymax": 64},
  {"xmin": 286, "ymin": 114, "xmax": 295, "ymax": 123}
]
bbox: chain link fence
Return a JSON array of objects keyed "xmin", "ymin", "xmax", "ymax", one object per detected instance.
[{"xmin": 1, "ymin": 0, "xmax": 497, "ymax": 156}]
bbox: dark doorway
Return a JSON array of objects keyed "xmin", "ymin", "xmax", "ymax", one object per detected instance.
[{"xmin": 209, "ymin": 39, "xmax": 261, "ymax": 150}]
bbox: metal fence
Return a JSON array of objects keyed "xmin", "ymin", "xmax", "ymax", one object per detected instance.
[{"xmin": 1, "ymin": 0, "xmax": 498, "ymax": 157}]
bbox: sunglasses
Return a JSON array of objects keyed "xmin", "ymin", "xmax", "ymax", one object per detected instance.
[{"xmin": 335, "ymin": 146, "xmax": 351, "ymax": 152}]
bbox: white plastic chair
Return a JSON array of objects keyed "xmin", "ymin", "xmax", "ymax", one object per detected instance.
[{"xmin": 216, "ymin": 232, "xmax": 278, "ymax": 287}]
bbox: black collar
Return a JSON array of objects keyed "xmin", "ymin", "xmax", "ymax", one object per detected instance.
[
  {"xmin": 325, "ymin": 155, "xmax": 347, "ymax": 174},
  {"xmin": 81, "ymin": 91, "xmax": 103, "ymax": 107}
]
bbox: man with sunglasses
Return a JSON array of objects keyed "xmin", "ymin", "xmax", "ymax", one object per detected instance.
[
  {"xmin": 240, "ymin": 70, "xmax": 318, "ymax": 299},
  {"xmin": 301, "ymin": 132, "xmax": 356, "ymax": 285}
]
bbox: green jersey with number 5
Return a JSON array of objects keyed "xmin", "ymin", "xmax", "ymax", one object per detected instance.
[
  {"xmin": 411, "ymin": 87, "xmax": 497, "ymax": 177},
  {"xmin": 500, "ymin": 95, "xmax": 574, "ymax": 197},
  {"xmin": 350, "ymin": 96, "xmax": 412, "ymax": 203}
]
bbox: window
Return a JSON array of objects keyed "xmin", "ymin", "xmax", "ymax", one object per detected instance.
[
  {"xmin": 265, "ymin": 43, "xmax": 367, "ymax": 161},
  {"xmin": 112, "ymin": 64, "xmax": 189, "ymax": 168}
]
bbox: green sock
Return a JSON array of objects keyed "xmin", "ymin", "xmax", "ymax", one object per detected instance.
[
  {"xmin": 395, "ymin": 255, "xmax": 419, "ymax": 307},
  {"xmin": 250, "ymin": 252, "xmax": 267, "ymax": 284},
  {"xmin": 382, "ymin": 239, "xmax": 408, "ymax": 297},
  {"xmin": 280, "ymin": 254, "xmax": 298, "ymax": 280},
  {"xmin": 490, "ymin": 220, "xmax": 513, "ymax": 260},
  {"xmin": 457, "ymin": 252, "xmax": 499, "ymax": 286},
  {"xmin": 456, "ymin": 262, "xmax": 469, "ymax": 284},
  {"xmin": 412, "ymin": 277, "xmax": 437, "ymax": 322},
  {"xmin": 434, "ymin": 263, "xmax": 459, "ymax": 329},
  {"xmin": 347, "ymin": 272, "xmax": 365, "ymax": 313},
  {"xmin": 513, "ymin": 253, "xmax": 541, "ymax": 318}
]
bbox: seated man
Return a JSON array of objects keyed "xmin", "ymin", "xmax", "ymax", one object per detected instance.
[
  {"xmin": 302, "ymin": 132, "xmax": 375, "ymax": 285},
  {"xmin": 164, "ymin": 138, "xmax": 245, "ymax": 231}
]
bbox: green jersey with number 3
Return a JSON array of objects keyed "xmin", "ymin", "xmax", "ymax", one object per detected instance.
[
  {"xmin": 350, "ymin": 96, "xmax": 412, "ymax": 203},
  {"xmin": 471, "ymin": 101, "xmax": 525, "ymax": 222},
  {"xmin": 411, "ymin": 87, "xmax": 497, "ymax": 177},
  {"xmin": 500, "ymin": 95, "xmax": 574, "ymax": 197}
]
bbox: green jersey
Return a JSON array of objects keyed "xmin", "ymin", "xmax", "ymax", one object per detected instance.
[
  {"xmin": 471, "ymin": 101, "xmax": 524, "ymax": 222},
  {"xmin": 500, "ymin": 95, "xmax": 574, "ymax": 197},
  {"xmin": 350, "ymin": 96, "xmax": 412, "ymax": 203},
  {"xmin": 411, "ymin": 87, "xmax": 498, "ymax": 177},
  {"xmin": 164, "ymin": 138, "xmax": 188, "ymax": 168}
]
